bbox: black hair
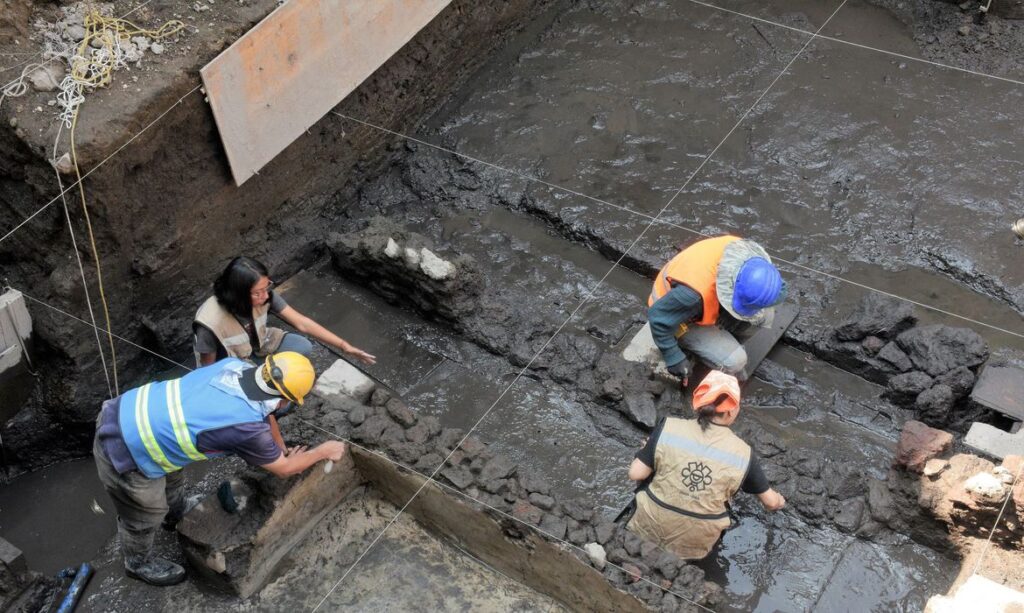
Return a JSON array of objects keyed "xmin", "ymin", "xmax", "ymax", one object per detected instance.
[
  {"xmin": 695, "ymin": 405, "xmax": 718, "ymax": 431},
  {"xmin": 213, "ymin": 256, "xmax": 270, "ymax": 319},
  {"xmin": 694, "ymin": 392, "xmax": 731, "ymax": 431}
]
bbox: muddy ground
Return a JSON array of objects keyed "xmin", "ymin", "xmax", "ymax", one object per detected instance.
[{"xmin": 1, "ymin": 0, "xmax": 1023, "ymax": 610}]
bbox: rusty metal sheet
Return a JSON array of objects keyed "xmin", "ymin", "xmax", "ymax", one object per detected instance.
[{"xmin": 201, "ymin": 0, "xmax": 451, "ymax": 186}]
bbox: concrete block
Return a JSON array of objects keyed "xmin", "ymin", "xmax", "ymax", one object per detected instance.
[
  {"xmin": 971, "ymin": 365, "xmax": 1024, "ymax": 422},
  {"xmin": 925, "ymin": 574, "xmax": 1024, "ymax": 613},
  {"xmin": 0, "ymin": 537, "xmax": 26, "ymax": 573},
  {"xmin": 313, "ymin": 359, "xmax": 376, "ymax": 404},
  {"xmin": 964, "ymin": 422, "xmax": 1024, "ymax": 461}
]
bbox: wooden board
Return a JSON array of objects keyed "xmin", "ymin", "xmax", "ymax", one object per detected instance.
[
  {"xmin": 201, "ymin": 0, "xmax": 451, "ymax": 185},
  {"xmin": 970, "ymin": 365, "xmax": 1024, "ymax": 422},
  {"xmin": 734, "ymin": 303, "xmax": 800, "ymax": 381}
]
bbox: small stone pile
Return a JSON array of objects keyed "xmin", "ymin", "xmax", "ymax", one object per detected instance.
[
  {"xmin": 819, "ymin": 294, "xmax": 989, "ymax": 428},
  {"xmin": 302, "ymin": 360, "xmax": 723, "ymax": 611}
]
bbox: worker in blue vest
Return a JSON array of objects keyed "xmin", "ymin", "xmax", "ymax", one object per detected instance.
[{"xmin": 93, "ymin": 352, "xmax": 346, "ymax": 586}]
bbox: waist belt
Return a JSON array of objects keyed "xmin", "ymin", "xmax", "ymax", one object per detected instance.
[{"xmin": 640, "ymin": 483, "xmax": 730, "ymax": 521}]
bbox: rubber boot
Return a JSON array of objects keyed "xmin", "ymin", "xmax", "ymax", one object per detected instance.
[{"xmin": 125, "ymin": 555, "xmax": 186, "ymax": 586}]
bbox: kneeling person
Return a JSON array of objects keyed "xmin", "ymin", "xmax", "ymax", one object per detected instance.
[
  {"xmin": 626, "ymin": 371, "xmax": 784, "ymax": 560},
  {"xmin": 93, "ymin": 352, "xmax": 347, "ymax": 586}
]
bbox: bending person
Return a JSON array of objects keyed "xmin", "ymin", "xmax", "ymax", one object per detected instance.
[
  {"xmin": 648, "ymin": 236, "xmax": 784, "ymax": 384},
  {"xmin": 94, "ymin": 352, "xmax": 347, "ymax": 586},
  {"xmin": 627, "ymin": 370, "xmax": 785, "ymax": 560},
  {"xmin": 194, "ymin": 256, "xmax": 376, "ymax": 367}
]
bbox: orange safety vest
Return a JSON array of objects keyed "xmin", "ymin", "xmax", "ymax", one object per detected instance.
[{"xmin": 648, "ymin": 236, "xmax": 740, "ymax": 326}]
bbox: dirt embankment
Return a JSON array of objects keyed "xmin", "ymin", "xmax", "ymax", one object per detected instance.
[{"xmin": 0, "ymin": 0, "xmax": 560, "ymax": 472}]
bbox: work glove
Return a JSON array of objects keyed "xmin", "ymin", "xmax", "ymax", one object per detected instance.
[{"xmin": 667, "ymin": 361, "xmax": 690, "ymax": 385}]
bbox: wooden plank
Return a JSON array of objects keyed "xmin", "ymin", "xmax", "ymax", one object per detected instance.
[
  {"xmin": 970, "ymin": 365, "xmax": 1024, "ymax": 422},
  {"xmin": 201, "ymin": 0, "xmax": 451, "ymax": 186},
  {"xmin": 734, "ymin": 303, "xmax": 800, "ymax": 381}
]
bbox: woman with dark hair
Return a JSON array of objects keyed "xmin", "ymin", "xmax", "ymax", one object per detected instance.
[
  {"xmin": 193, "ymin": 256, "xmax": 376, "ymax": 367},
  {"xmin": 626, "ymin": 370, "xmax": 784, "ymax": 560}
]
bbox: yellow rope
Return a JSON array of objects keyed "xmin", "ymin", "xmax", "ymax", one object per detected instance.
[{"xmin": 61, "ymin": 10, "xmax": 185, "ymax": 395}]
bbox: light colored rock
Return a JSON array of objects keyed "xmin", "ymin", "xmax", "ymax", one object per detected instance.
[
  {"xmin": 419, "ymin": 248, "xmax": 455, "ymax": 281},
  {"xmin": 992, "ymin": 466, "xmax": 1014, "ymax": 484},
  {"xmin": 313, "ymin": 359, "xmax": 376, "ymax": 404},
  {"xmin": 27, "ymin": 63, "xmax": 65, "ymax": 92},
  {"xmin": 65, "ymin": 24, "xmax": 86, "ymax": 41},
  {"xmin": 131, "ymin": 35, "xmax": 150, "ymax": 51},
  {"xmin": 402, "ymin": 246, "xmax": 421, "ymax": 268},
  {"xmin": 384, "ymin": 237, "xmax": 401, "ymax": 258},
  {"xmin": 964, "ymin": 472, "xmax": 1005, "ymax": 501},
  {"xmin": 621, "ymin": 322, "xmax": 677, "ymax": 380},
  {"xmin": 52, "ymin": 152, "xmax": 74, "ymax": 175},
  {"xmin": 925, "ymin": 574, "xmax": 1024, "ymax": 613},
  {"xmin": 923, "ymin": 458, "xmax": 949, "ymax": 478},
  {"xmin": 583, "ymin": 542, "xmax": 606, "ymax": 570},
  {"xmin": 150, "ymin": 42, "xmax": 164, "ymax": 55},
  {"xmin": 964, "ymin": 422, "xmax": 1024, "ymax": 461}
]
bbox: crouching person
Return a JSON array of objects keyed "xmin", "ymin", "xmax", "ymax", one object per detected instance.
[
  {"xmin": 626, "ymin": 371, "xmax": 785, "ymax": 559},
  {"xmin": 93, "ymin": 351, "xmax": 346, "ymax": 586}
]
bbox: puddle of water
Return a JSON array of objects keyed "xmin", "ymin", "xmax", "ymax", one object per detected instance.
[{"xmin": 0, "ymin": 458, "xmax": 116, "ymax": 575}]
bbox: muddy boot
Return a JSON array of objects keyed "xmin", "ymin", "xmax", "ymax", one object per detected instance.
[{"xmin": 125, "ymin": 555, "xmax": 186, "ymax": 586}]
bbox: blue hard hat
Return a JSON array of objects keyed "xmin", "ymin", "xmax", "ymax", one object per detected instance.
[{"xmin": 732, "ymin": 257, "xmax": 785, "ymax": 317}]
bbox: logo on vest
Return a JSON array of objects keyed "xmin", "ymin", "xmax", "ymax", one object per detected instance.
[{"xmin": 681, "ymin": 461, "xmax": 713, "ymax": 492}]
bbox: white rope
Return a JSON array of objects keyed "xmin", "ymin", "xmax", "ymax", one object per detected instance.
[
  {"xmin": 970, "ymin": 460, "xmax": 1024, "ymax": 576},
  {"xmin": 315, "ymin": 3, "xmax": 849, "ymax": 604},
  {"xmin": 10, "ymin": 287, "xmax": 194, "ymax": 372},
  {"xmin": 52, "ymin": 121, "xmax": 114, "ymax": 396},
  {"xmin": 684, "ymin": 0, "xmax": 1024, "ymax": 88},
  {"xmin": 298, "ymin": 417, "xmax": 717, "ymax": 612},
  {"xmin": 0, "ymin": 85, "xmax": 201, "ymax": 245}
]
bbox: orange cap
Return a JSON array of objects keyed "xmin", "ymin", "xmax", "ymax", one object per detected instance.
[{"xmin": 691, "ymin": 370, "xmax": 741, "ymax": 413}]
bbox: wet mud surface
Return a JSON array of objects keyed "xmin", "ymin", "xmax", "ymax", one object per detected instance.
[{"xmin": 5, "ymin": 0, "xmax": 1023, "ymax": 609}]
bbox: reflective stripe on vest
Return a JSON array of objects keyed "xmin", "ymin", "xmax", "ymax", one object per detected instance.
[
  {"xmin": 648, "ymin": 236, "xmax": 740, "ymax": 327},
  {"xmin": 133, "ymin": 383, "xmax": 180, "ymax": 474},
  {"xmin": 166, "ymin": 379, "xmax": 207, "ymax": 462},
  {"xmin": 119, "ymin": 359, "xmax": 270, "ymax": 478}
]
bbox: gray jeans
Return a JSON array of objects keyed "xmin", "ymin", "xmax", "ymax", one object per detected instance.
[
  {"xmin": 93, "ymin": 435, "xmax": 185, "ymax": 562},
  {"xmin": 679, "ymin": 325, "xmax": 748, "ymax": 375}
]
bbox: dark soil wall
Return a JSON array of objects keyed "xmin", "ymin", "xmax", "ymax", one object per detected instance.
[{"xmin": 0, "ymin": 0, "xmax": 560, "ymax": 472}]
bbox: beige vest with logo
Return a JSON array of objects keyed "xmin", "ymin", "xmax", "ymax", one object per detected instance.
[
  {"xmin": 193, "ymin": 296, "xmax": 285, "ymax": 362},
  {"xmin": 628, "ymin": 417, "xmax": 751, "ymax": 560}
]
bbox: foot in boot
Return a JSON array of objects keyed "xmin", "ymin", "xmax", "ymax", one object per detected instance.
[{"xmin": 125, "ymin": 556, "xmax": 186, "ymax": 586}]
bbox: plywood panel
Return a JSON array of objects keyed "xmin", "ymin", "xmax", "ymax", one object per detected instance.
[{"xmin": 201, "ymin": 0, "xmax": 451, "ymax": 185}]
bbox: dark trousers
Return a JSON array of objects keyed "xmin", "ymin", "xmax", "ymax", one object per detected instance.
[{"xmin": 93, "ymin": 435, "xmax": 185, "ymax": 562}]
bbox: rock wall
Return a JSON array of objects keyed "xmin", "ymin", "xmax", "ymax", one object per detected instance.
[
  {"xmin": 0, "ymin": 0, "xmax": 558, "ymax": 471},
  {"xmin": 813, "ymin": 294, "xmax": 990, "ymax": 430},
  {"xmin": 290, "ymin": 366, "xmax": 724, "ymax": 611}
]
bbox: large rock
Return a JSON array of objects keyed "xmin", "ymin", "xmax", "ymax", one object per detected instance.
[
  {"xmin": 915, "ymin": 384, "xmax": 955, "ymax": 424},
  {"xmin": 895, "ymin": 325, "xmax": 988, "ymax": 377},
  {"xmin": 834, "ymin": 293, "xmax": 917, "ymax": 342},
  {"xmin": 886, "ymin": 371, "xmax": 933, "ymax": 403},
  {"xmin": 893, "ymin": 420, "xmax": 953, "ymax": 473},
  {"xmin": 621, "ymin": 391, "xmax": 657, "ymax": 428},
  {"xmin": 312, "ymin": 359, "xmax": 376, "ymax": 404}
]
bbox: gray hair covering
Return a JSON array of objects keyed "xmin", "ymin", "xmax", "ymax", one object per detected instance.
[{"xmin": 716, "ymin": 239, "xmax": 775, "ymax": 325}]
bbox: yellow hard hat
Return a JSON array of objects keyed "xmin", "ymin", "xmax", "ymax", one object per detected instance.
[{"xmin": 263, "ymin": 351, "xmax": 316, "ymax": 405}]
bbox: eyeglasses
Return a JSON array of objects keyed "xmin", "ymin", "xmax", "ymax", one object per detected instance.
[{"xmin": 250, "ymin": 281, "xmax": 275, "ymax": 298}]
